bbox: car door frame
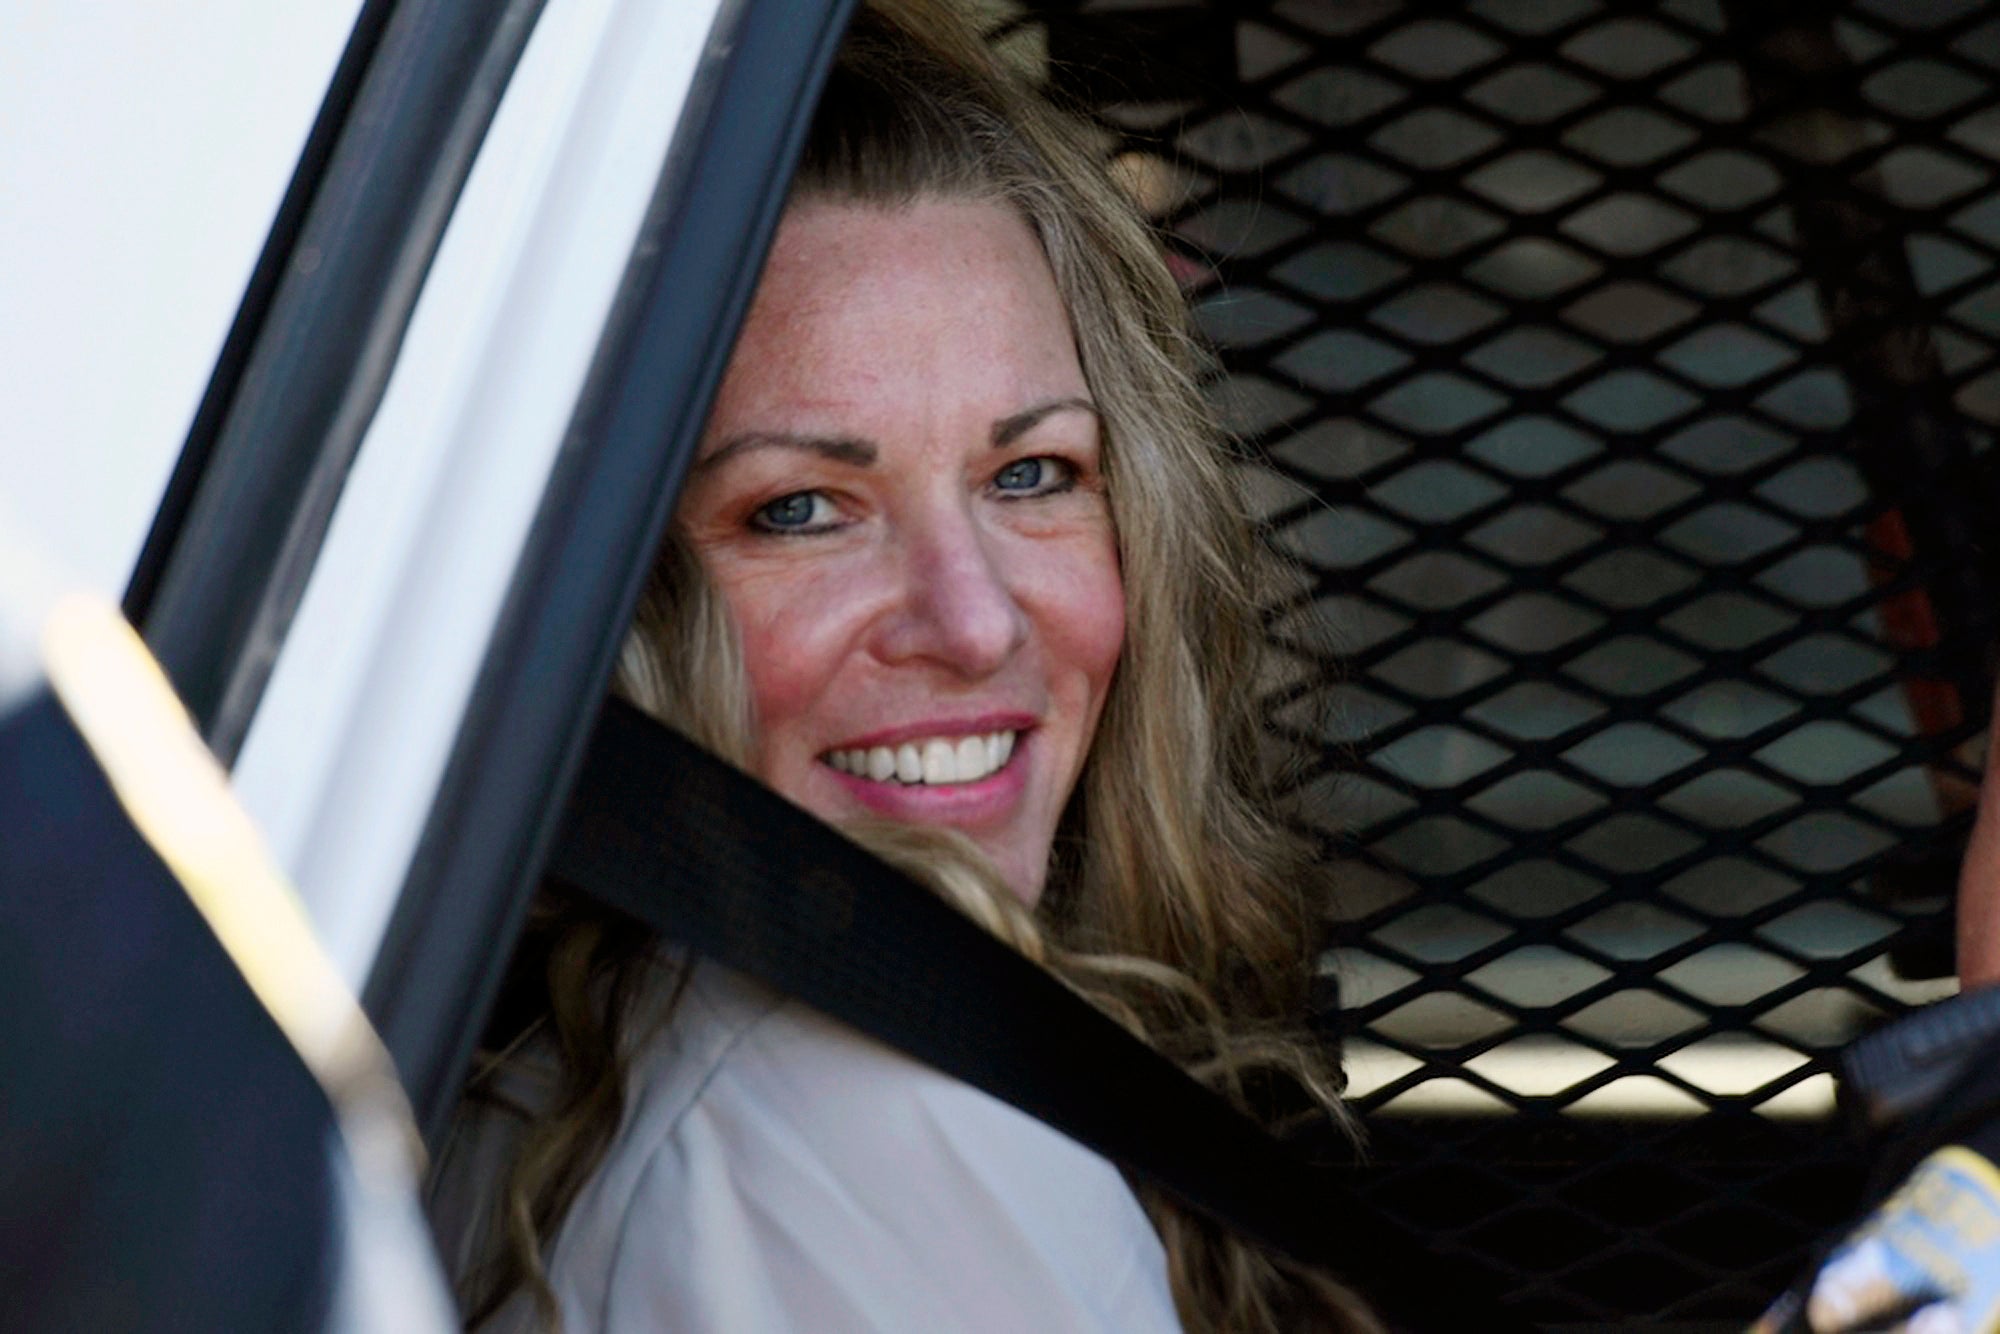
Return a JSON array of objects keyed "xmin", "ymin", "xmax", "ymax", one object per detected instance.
[{"xmin": 130, "ymin": 0, "xmax": 857, "ymax": 1140}]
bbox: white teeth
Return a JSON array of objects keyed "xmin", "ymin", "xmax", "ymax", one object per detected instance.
[
  {"xmin": 922, "ymin": 739, "xmax": 954, "ymax": 784},
  {"xmin": 825, "ymin": 731, "xmax": 1020, "ymax": 786}
]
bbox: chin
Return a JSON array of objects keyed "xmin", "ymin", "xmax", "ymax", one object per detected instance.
[{"xmin": 981, "ymin": 842, "xmax": 1047, "ymax": 910}]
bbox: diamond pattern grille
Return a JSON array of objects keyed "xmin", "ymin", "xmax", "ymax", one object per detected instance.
[{"xmin": 1009, "ymin": 0, "xmax": 2000, "ymax": 1324}]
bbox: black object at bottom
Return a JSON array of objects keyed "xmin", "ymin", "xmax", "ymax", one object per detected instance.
[
  {"xmin": 548, "ymin": 697, "xmax": 1538, "ymax": 1333},
  {"xmin": 0, "ymin": 689, "xmax": 335, "ymax": 1334},
  {"xmin": 1843, "ymin": 988, "xmax": 2000, "ymax": 1132}
]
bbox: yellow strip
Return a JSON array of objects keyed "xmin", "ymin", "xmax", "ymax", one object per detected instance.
[
  {"xmin": 1932, "ymin": 1145, "xmax": 2000, "ymax": 1213},
  {"xmin": 40, "ymin": 594, "xmax": 422, "ymax": 1175}
]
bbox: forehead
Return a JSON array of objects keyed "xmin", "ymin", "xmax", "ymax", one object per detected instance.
[{"xmin": 709, "ymin": 197, "xmax": 1086, "ymax": 429}]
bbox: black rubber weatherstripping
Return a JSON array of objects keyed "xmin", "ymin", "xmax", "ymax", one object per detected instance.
[
  {"xmin": 363, "ymin": 0, "xmax": 861, "ymax": 1145},
  {"xmin": 122, "ymin": 0, "xmax": 395, "ymax": 629},
  {"xmin": 549, "ymin": 698, "xmax": 1539, "ymax": 1334},
  {"xmin": 131, "ymin": 0, "xmax": 546, "ymax": 762}
]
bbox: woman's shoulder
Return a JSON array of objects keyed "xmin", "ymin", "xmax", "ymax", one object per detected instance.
[
  {"xmin": 559, "ymin": 962, "xmax": 1181, "ymax": 1332},
  {"xmin": 633, "ymin": 963, "xmax": 1131, "ymax": 1192},
  {"xmin": 621, "ymin": 961, "xmax": 1146, "ymax": 1220}
]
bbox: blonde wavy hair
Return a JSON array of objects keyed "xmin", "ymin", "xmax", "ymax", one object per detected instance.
[{"xmin": 456, "ymin": 3, "xmax": 1378, "ymax": 1331}]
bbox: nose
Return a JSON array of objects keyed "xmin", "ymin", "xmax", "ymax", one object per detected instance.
[{"xmin": 873, "ymin": 508, "xmax": 1029, "ymax": 678}]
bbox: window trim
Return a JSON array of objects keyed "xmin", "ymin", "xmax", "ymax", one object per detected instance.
[{"xmin": 128, "ymin": 0, "xmax": 550, "ymax": 763}]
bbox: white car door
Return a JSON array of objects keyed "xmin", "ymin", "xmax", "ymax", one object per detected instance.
[{"xmin": 78, "ymin": 0, "xmax": 850, "ymax": 1138}]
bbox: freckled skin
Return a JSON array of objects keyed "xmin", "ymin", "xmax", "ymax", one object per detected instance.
[{"xmin": 675, "ymin": 199, "xmax": 1126, "ymax": 905}]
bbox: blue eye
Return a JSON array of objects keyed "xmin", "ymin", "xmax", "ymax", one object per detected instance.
[
  {"xmin": 753, "ymin": 491, "xmax": 832, "ymax": 532},
  {"xmin": 994, "ymin": 457, "xmax": 1072, "ymax": 495}
]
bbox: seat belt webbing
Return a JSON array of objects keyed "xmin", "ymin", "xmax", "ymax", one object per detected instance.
[{"xmin": 548, "ymin": 697, "xmax": 1533, "ymax": 1332}]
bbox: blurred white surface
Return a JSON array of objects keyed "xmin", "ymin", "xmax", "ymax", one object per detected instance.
[{"xmin": 0, "ymin": 4, "xmax": 363, "ymax": 597}]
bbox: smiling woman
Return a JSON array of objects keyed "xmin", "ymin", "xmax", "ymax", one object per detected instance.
[
  {"xmin": 431, "ymin": 3, "xmax": 1380, "ymax": 1331},
  {"xmin": 679, "ymin": 199, "xmax": 1124, "ymax": 903}
]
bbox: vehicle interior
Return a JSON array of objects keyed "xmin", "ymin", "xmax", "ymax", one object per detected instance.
[{"xmin": 106, "ymin": 0, "xmax": 2000, "ymax": 1330}]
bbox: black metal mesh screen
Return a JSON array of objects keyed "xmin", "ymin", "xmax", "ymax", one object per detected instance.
[{"xmin": 1011, "ymin": 1, "xmax": 2000, "ymax": 1325}]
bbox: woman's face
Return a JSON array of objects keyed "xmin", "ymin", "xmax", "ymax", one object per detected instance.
[{"xmin": 677, "ymin": 198, "xmax": 1125, "ymax": 905}]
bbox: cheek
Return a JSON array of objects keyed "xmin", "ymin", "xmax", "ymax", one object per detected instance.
[
  {"xmin": 709, "ymin": 562, "xmax": 858, "ymax": 776},
  {"xmin": 1081, "ymin": 568, "xmax": 1127, "ymax": 695},
  {"xmin": 1043, "ymin": 536, "xmax": 1127, "ymax": 709},
  {"xmin": 736, "ymin": 618, "xmax": 811, "ymax": 739}
]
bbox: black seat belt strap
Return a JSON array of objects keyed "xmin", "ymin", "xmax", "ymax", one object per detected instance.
[{"xmin": 548, "ymin": 697, "xmax": 1533, "ymax": 1332}]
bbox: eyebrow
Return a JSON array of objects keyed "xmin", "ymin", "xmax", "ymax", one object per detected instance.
[
  {"xmin": 698, "ymin": 397, "xmax": 1099, "ymax": 470},
  {"xmin": 695, "ymin": 432, "xmax": 878, "ymax": 471},
  {"xmin": 992, "ymin": 397, "xmax": 1099, "ymax": 449}
]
